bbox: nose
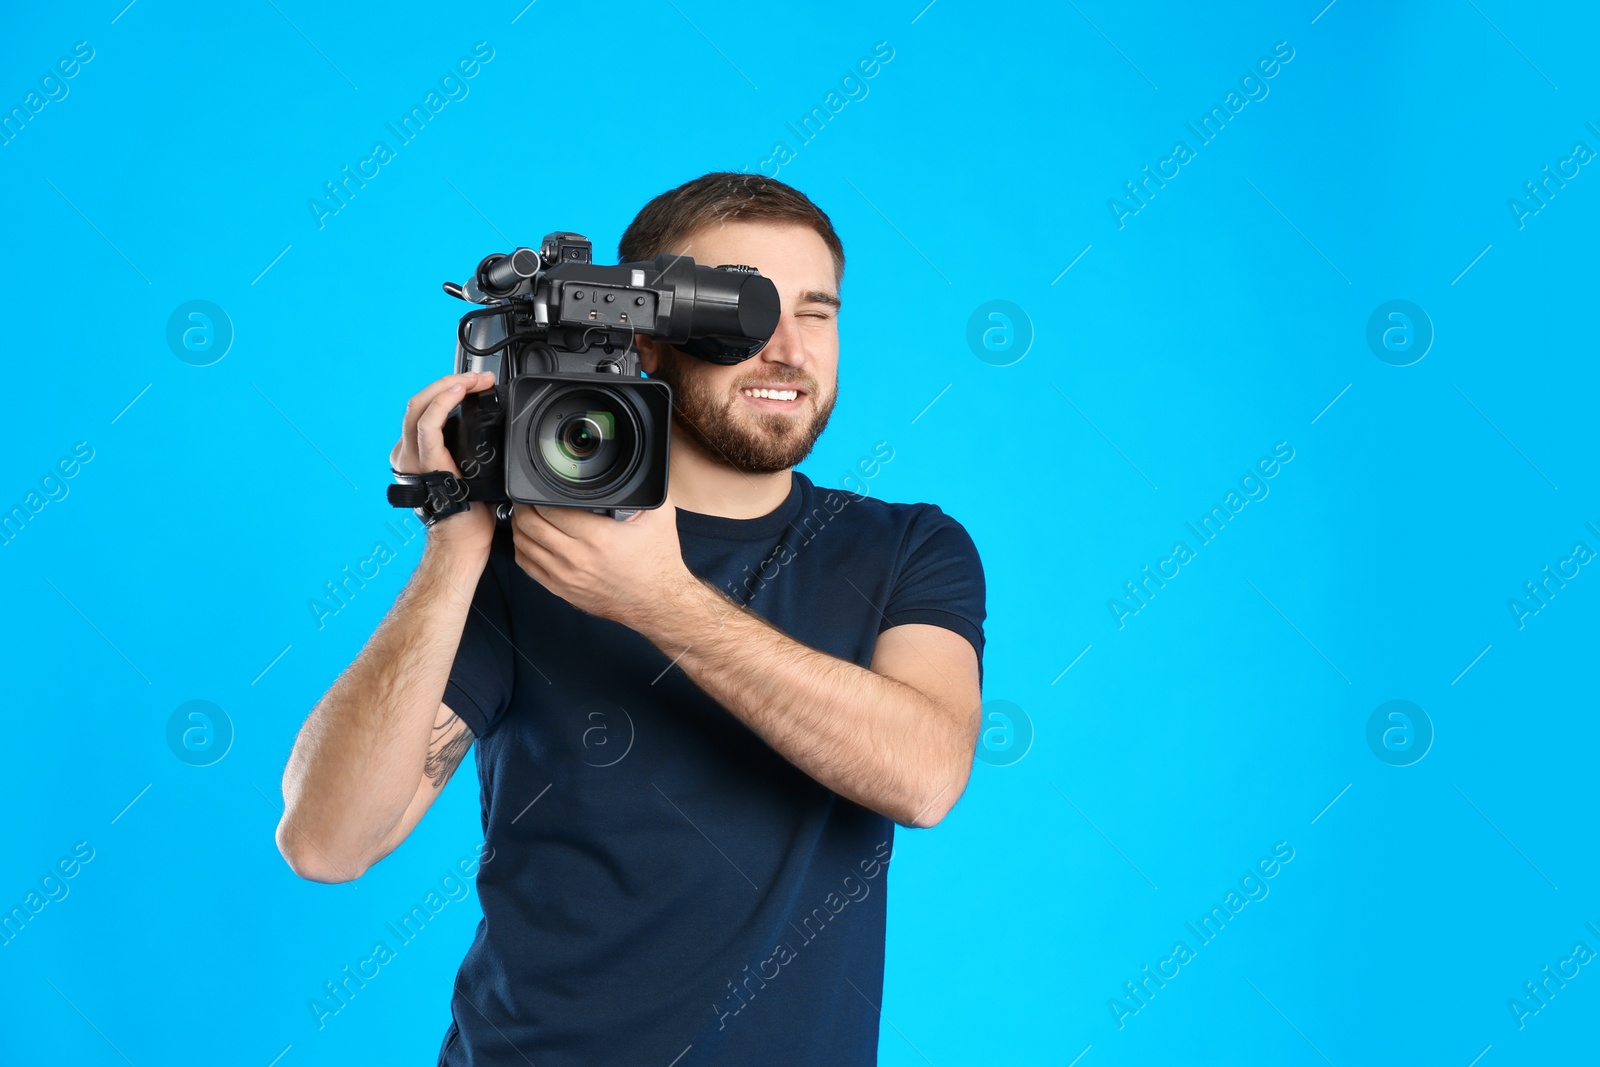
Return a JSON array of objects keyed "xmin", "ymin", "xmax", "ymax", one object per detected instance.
[{"xmin": 752, "ymin": 303, "xmax": 807, "ymax": 372}]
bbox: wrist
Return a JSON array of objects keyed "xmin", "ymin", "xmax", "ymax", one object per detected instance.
[
  {"xmin": 634, "ymin": 572, "xmax": 725, "ymax": 647},
  {"xmin": 420, "ymin": 535, "xmax": 491, "ymax": 585}
]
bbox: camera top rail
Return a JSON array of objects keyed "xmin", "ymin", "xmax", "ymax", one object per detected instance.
[{"xmin": 444, "ymin": 231, "xmax": 780, "ymax": 366}]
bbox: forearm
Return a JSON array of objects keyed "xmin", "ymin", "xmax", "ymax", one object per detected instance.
[
  {"xmin": 277, "ymin": 541, "xmax": 487, "ymax": 879},
  {"xmin": 636, "ymin": 576, "xmax": 968, "ymax": 826}
]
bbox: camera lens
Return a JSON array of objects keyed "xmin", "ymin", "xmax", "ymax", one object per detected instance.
[
  {"xmin": 557, "ymin": 414, "xmax": 606, "ymax": 460},
  {"xmin": 529, "ymin": 387, "xmax": 641, "ymax": 494}
]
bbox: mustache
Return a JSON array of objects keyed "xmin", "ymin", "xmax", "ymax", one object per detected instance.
[{"xmin": 733, "ymin": 378, "xmax": 813, "ymax": 391}]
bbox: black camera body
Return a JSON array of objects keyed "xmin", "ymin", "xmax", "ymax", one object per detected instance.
[{"xmin": 428, "ymin": 231, "xmax": 781, "ymax": 521}]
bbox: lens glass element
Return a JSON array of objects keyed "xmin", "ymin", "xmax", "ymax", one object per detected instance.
[
  {"xmin": 557, "ymin": 412, "xmax": 612, "ymax": 461},
  {"xmin": 531, "ymin": 389, "xmax": 638, "ymax": 491}
]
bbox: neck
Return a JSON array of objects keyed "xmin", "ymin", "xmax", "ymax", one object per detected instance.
[{"xmin": 666, "ymin": 431, "xmax": 793, "ymax": 519}]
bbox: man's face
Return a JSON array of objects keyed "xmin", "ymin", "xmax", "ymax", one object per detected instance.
[{"xmin": 637, "ymin": 220, "xmax": 840, "ymax": 475}]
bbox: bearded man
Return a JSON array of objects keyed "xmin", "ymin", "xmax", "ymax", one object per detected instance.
[{"xmin": 276, "ymin": 172, "xmax": 988, "ymax": 1066}]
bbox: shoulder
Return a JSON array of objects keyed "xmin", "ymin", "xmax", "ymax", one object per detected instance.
[{"xmin": 796, "ymin": 473, "xmax": 981, "ymax": 566}]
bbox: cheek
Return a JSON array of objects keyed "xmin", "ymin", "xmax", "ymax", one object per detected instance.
[
  {"xmin": 809, "ymin": 336, "xmax": 840, "ymax": 374},
  {"xmin": 811, "ymin": 356, "xmax": 840, "ymax": 396}
]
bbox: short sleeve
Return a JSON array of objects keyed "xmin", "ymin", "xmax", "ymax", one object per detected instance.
[
  {"xmin": 441, "ymin": 526, "xmax": 516, "ymax": 740},
  {"xmin": 880, "ymin": 506, "xmax": 987, "ymax": 687}
]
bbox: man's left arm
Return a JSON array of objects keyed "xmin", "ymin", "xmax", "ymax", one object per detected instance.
[
  {"xmin": 637, "ymin": 577, "xmax": 982, "ymax": 827},
  {"xmin": 507, "ymin": 492, "xmax": 984, "ymax": 827}
]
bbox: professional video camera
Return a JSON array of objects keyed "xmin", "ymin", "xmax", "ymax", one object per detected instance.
[{"xmin": 387, "ymin": 231, "xmax": 781, "ymax": 524}]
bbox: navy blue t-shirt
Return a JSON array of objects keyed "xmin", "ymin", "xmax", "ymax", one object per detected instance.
[{"xmin": 436, "ymin": 470, "xmax": 986, "ymax": 1066}]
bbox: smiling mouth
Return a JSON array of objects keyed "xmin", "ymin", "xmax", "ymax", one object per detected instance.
[{"xmin": 738, "ymin": 386, "xmax": 805, "ymax": 407}]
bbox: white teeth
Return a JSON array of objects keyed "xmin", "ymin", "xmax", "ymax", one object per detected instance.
[{"xmin": 742, "ymin": 388, "xmax": 799, "ymax": 401}]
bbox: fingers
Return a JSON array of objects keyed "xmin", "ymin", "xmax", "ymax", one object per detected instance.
[
  {"xmin": 512, "ymin": 532, "xmax": 549, "ymax": 574},
  {"xmin": 403, "ymin": 372, "xmax": 476, "ymax": 442},
  {"xmin": 510, "ymin": 513, "xmax": 557, "ymax": 581},
  {"xmin": 395, "ymin": 373, "xmax": 471, "ymax": 470},
  {"xmin": 529, "ymin": 503, "xmax": 588, "ymax": 539},
  {"xmin": 511, "ymin": 503, "xmax": 577, "ymax": 550},
  {"xmin": 414, "ymin": 381, "xmax": 470, "ymax": 474},
  {"xmin": 394, "ymin": 371, "xmax": 494, "ymax": 473}
]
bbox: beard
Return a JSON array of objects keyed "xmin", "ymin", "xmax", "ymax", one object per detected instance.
[{"xmin": 647, "ymin": 346, "xmax": 837, "ymax": 475}]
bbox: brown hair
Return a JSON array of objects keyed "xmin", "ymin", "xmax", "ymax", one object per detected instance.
[{"xmin": 617, "ymin": 171, "xmax": 845, "ymax": 289}]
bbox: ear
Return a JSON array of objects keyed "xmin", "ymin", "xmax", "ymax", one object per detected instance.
[{"xmin": 636, "ymin": 335, "xmax": 661, "ymax": 374}]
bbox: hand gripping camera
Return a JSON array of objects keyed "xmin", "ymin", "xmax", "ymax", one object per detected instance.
[{"xmin": 387, "ymin": 231, "xmax": 781, "ymax": 524}]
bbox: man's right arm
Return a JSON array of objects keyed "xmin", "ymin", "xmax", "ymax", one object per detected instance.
[
  {"xmin": 275, "ymin": 369, "xmax": 499, "ymax": 883},
  {"xmin": 275, "ymin": 543, "xmax": 487, "ymax": 883}
]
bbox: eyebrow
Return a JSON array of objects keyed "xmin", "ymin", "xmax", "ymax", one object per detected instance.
[{"xmin": 798, "ymin": 289, "xmax": 842, "ymax": 310}]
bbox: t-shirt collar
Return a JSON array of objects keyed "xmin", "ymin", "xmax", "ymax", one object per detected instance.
[{"xmin": 674, "ymin": 470, "xmax": 809, "ymax": 542}]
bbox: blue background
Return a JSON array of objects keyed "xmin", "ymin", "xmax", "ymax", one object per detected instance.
[{"xmin": 2, "ymin": 1, "xmax": 1596, "ymax": 1064}]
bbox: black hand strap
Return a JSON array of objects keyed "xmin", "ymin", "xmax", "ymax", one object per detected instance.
[{"xmin": 387, "ymin": 468, "xmax": 471, "ymax": 527}]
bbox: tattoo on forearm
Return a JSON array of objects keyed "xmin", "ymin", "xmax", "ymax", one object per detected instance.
[{"xmin": 425, "ymin": 711, "xmax": 474, "ymax": 790}]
